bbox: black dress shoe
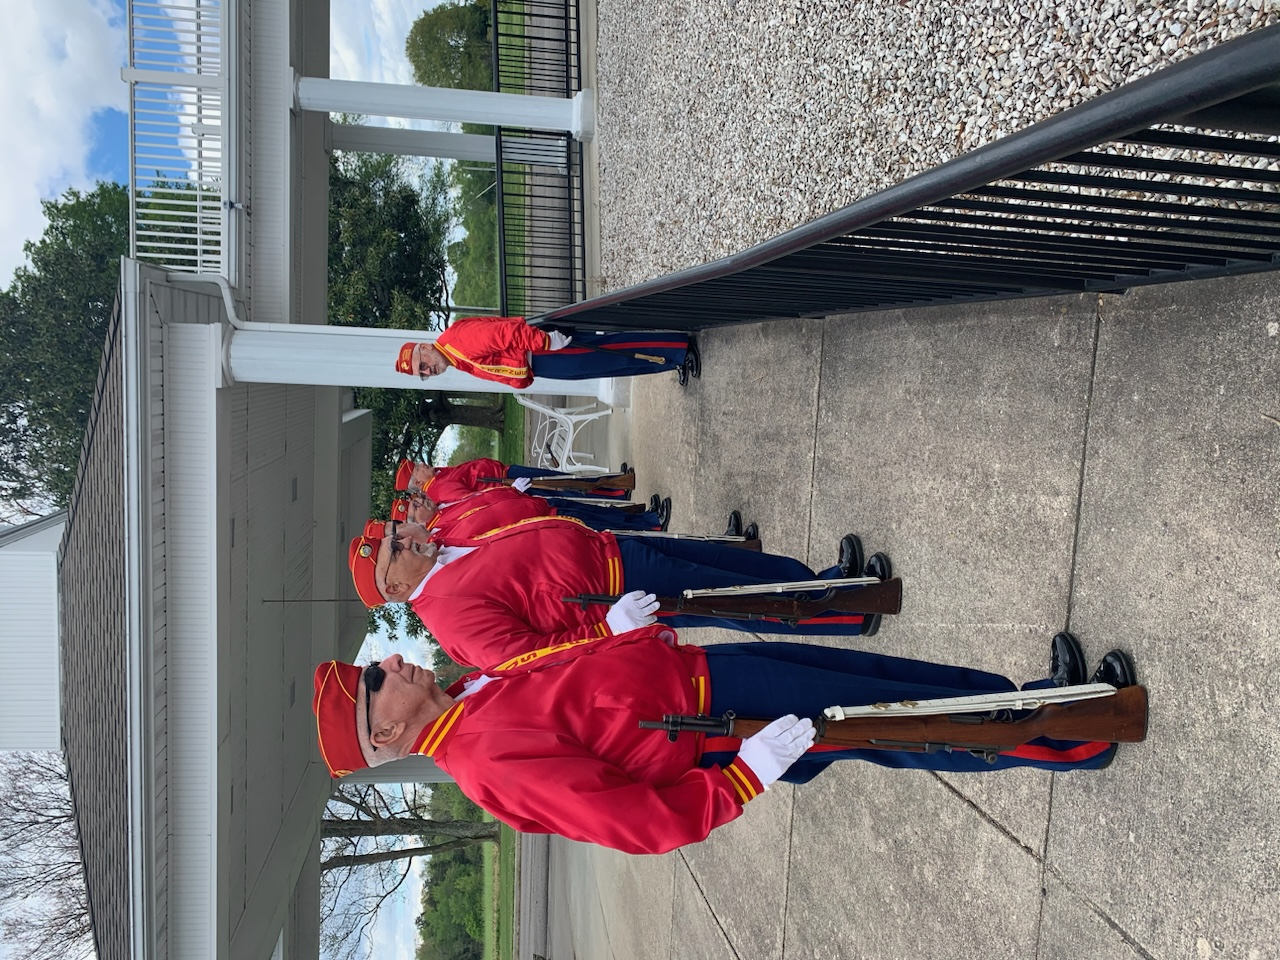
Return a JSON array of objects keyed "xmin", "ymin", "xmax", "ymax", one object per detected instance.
[
  {"xmin": 1089, "ymin": 650, "xmax": 1137, "ymax": 688},
  {"xmin": 724, "ymin": 510, "xmax": 743, "ymax": 538},
  {"xmin": 648, "ymin": 494, "xmax": 662, "ymax": 513},
  {"xmin": 861, "ymin": 613, "xmax": 882, "ymax": 638},
  {"xmin": 864, "ymin": 552, "xmax": 892, "ymax": 581},
  {"xmin": 658, "ymin": 497, "xmax": 673, "ymax": 531},
  {"xmin": 1050, "ymin": 631, "xmax": 1086, "ymax": 687},
  {"xmin": 683, "ymin": 337, "xmax": 701, "ymax": 380},
  {"xmin": 743, "ymin": 522, "xmax": 759, "ymax": 542},
  {"xmin": 838, "ymin": 534, "xmax": 865, "ymax": 579}
]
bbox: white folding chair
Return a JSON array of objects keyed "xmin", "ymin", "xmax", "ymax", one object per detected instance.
[{"xmin": 515, "ymin": 395, "xmax": 613, "ymax": 475}]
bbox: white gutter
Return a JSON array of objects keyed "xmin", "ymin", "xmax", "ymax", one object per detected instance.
[{"xmin": 121, "ymin": 260, "xmax": 155, "ymax": 960}]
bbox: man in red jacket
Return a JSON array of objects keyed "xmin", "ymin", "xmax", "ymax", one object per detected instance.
[
  {"xmin": 347, "ymin": 515, "xmax": 882, "ymax": 669},
  {"xmin": 393, "ymin": 316, "xmax": 699, "ymax": 387},
  {"xmin": 311, "ymin": 627, "xmax": 1136, "ymax": 854},
  {"xmin": 396, "ymin": 456, "xmax": 638, "ymax": 503}
]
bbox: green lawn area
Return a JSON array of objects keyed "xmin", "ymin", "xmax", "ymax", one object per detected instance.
[
  {"xmin": 482, "ymin": 823, "xmax": 520, "ymax": 960},
  {"xmin": 499, "ymin": 393, "xmax": 526, "ymax": 464}
]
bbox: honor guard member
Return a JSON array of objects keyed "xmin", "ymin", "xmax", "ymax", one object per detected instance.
[
  {"xmin": 394, "ymin": 458, "xmax": 671, "ymax": 530},
  {"xmin": 396, "ymin": 457, "xmax": 638, "ymax": 502},
  {"xmin": 392, "ymin": 490, "xmax": 670, "ymax": 535},
  {"xmin": 393, "ymin": 316, "xmax": 700, "ymax": 388},
  {"xmin": 346, "ymin": 515, "xmax": 883, "ymax": 670},
  {"xmin": 312, "ymin": 627, "xmax": 1138, "ymax": 855}
]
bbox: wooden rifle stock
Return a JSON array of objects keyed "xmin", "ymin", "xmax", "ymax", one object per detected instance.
[
  {"xmin": 563, "ymin": 577, "xmax": 903, "ymax": 624},
  {"xmin": 480, "ymin": 473, "xmax": 636, "ymax": 493},
  {"xmin": 641, "ymin": 686, "xmax": 1148, "ymax": 763}
]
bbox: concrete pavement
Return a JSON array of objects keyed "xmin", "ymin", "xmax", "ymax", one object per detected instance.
[{"xmin": 535, "ymin": 271, "xmax": 1280, "ymax": 960}]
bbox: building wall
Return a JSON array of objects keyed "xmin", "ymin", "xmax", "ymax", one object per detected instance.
[{"xmin": 0, "ymin": 519, "xmax": 64, "ymax": 750}]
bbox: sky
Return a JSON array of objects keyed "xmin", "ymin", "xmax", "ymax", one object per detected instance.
[
  {"xmin": 0, "ymin": 0, "xmax": 448, "ymax": 284},
  {"xmin": 350, "ymin": 621, "xmax": 440, "ymax": 960},
  {"xmin": 0, "ymin": 0, "xmax": 449, "ymax": 956}
]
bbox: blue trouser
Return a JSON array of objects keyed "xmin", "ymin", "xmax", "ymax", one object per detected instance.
[
  {"xmin": 548, "ymin": 498, "xmax": 661, "ymax": 532},
  {"xmin": 505, "ymin": 464, "xmax": 631, "ymax": 501},
  {"xmin": 617, "ymin": 536, "xmax": 868, "ymax": 636},
  {"xmin": 530, "ymin": 330, "xmax": 688, "ymax": 379},
  {"xmin": 698, "ymin": 644, "xmax": 1116, "ymax": 775}
]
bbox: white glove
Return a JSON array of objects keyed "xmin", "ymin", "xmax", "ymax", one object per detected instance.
[
  {"xmin": 547, "ymin": 330, "xmax": 573, "ymax": 351},
  {"xmin": 605, "ymin": 590, "xmax": 659, "ymax": 634},
  {"xmin": 735, "ymin": 715, "xmax": 815, "ymax": 789},
  {"xmin": 511, "ymin": 477, "xmax": 533, "ymax": 493}
]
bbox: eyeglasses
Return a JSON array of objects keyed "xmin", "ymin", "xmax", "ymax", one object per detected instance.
[
  {"xmin": 363, "ymin": 661, "xmax": 386, "ymax": 751},
  {"xmin": 388, "ymin": 521, "xmax": 404, "ymax": 557}
]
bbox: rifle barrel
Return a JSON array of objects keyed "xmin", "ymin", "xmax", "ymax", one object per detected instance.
[{"xmin": 645, "ymin": 686, "xmax": 1149, "ymax": 753}]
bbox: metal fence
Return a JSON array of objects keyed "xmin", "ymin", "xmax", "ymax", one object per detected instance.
[
  {"xmin": 124, "ymin": 0, "xmax": 228, "ymax": 277},
  {"xmin": 492, "ymin": 0, "xmax": 587, "ymax": 316},
  {"xmin": 536, "ymin": 26, "xmax": 1280, "ymax": 332}
]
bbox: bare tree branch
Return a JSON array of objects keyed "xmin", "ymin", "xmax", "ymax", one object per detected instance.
[
  {"xmin": 321, "ymin": 817, "xmax": 497, "ymax": 841},
  {"xmin": 321, "ymin": 837, "xmax": 491, "ymax": 873},
  {"xmin": 0, "ymin": 752, "xmax": 94, "ymax": 960}
]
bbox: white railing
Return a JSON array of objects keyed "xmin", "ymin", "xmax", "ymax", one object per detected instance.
[{"xmin": 125, "ymin": 0, "xmax": 229, "ymax": 277}]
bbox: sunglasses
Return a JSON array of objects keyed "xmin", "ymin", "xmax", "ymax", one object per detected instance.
[{"xmin": 364, "ymin": 661, "xmax": 386, "ymax": 751}]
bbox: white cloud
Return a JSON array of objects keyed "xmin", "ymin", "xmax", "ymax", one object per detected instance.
[
  {"xmin": 0, "ymin": 0, "xmax": 126, "ymax": 280},
  {"xmin": 331, "ymin": 0, "xmax": 430, "ymax": 87},
  {"xmin": 330, "ymin": 0, "xmax": 458, "ymax": 134}
]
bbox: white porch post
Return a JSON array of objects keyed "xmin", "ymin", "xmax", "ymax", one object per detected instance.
[
  {"xmin": 329, "ymin": 123, "xmax": 497, "ymax": 162},
  {"xmin": 339, "ymin": 756, "xmax": 453, "ymax": 784},
  {"xmin": 224, "ymin": 322, "xmax": 602, "ymax": 397},
  {"xmin": 298, "ymin": 76, "xmax": 595, "ymax": 141}
]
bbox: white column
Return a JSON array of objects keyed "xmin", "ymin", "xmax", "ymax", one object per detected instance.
[
  {"xmin": 329, "ymin": 123, "xmax": 497, "ymax": 162},
  {"xmin": 297, "ymin": 76, "xmax": 595, "ymax": 141},
  {"xmin": 225, "ymin": 322, "xmax": 601, "ymax": 397},
  {"xmin": 339, "ymin": 756, "xmax": 454, "ymax": 784}
]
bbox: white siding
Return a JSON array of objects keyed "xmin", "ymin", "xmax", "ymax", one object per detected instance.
[
  {"xmin": 163, "ymin": 321, "xmax": 222, "ymax": 960},
  {"xmin": 0, "ymin": 546, "xmax": 62, "ymax": 750}
]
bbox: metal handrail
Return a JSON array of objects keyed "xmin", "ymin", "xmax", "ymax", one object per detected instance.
[{"xmin": 536, "ymin": 25, "xmax": 1280, "ymax": 329}]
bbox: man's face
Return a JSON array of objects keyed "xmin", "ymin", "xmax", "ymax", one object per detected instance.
[
  {"xmin": 407, "ymin": 463, "xmax": 437, "ymax": 495},
  {"xmin": 404, "ymin": 497, "xmax": 437, "ymax": 525},
  {"xmin": 413, "ymin": 343, "xmax": 450, "ymax": 379},
  {"xmin": 359, "ymin": 654, "xmax": 440, "ymax": 753},
  {"xmin": 375, "ymin": 521, "xmax": 440, "ymax": 600}
]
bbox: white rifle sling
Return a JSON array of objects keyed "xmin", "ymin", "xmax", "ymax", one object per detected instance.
[
  {"xmin": 682, "ymin": 575, "xmax": 880, "ymax": 598},
  {"xmin": 823, "ymin": 683, "xmax": 1117, "ymax": 721}
]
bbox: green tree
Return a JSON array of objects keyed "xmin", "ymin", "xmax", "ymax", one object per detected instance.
[
  {"xmin": 320, "ymin": 781, "xmax": 498, "ymax": 960},
  {"xmin": 413, "ymin": 784, "xmax": 491, "ymax": 960},
  {"xmin": 329, "ymin": 150, "xmax": 452, "ymax": 332},
  {"xmin": 448, "ymin": 161, "xmax": 500, "ymax": 312},
  {"xmin": 327, "ymin": 146, "xmax": 453, "ymax": 517},
  {"xmin": 405, "ymin": 1, "xmax": 493, "ymax": 93},
  {"xmin": 448, "ymin": 425, "xmax": 499, "ymax": 465},
  {"xmin": 0, "ymin": 182, "xmax": 129, "ymax": 513}
]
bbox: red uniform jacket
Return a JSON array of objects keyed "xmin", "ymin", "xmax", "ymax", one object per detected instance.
[
  {"xmin": 434, "ymin": 316, "xmax": 548, "ymax": 388},
  {"xmin": 423, "ymin": 458, "xmax": 507, "ymax": 504},
  {"xmin": 415, "ymin": 627, "xmax": 759, "ymax": 854},
  {"xmin": 426, "ymin": 487, "xmax": 555, "ymax": 543},
  {"xmin": 409, "ymin": 516, "xmax": 623, "ymax": 668}
]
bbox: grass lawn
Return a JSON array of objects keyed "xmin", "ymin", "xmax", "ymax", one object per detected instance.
[
  {"xmin": 499, "ymin": 393, "xmax": 527, "ymax": 464},
  {"xmin": 482, "ymin": 823, "xmax": 520, "ymax": 960}
]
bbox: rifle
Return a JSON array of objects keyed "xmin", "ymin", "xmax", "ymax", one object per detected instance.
[
  {"xmin": 478, "ymin": 473, "xmax": 636, "ymax": 493},
  {"xmin": 639, "ymin": 685, "xmax": 1148, "ymax": 763},
  {"xmin": 563, "ymin": 340, "xmax": 668, "ymax": 365},
  {"xmin": 562, "ymin": 576, "xmax": 903, "ymax": 624}
]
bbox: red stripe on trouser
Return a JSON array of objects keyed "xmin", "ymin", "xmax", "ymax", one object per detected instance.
[
  {"xmin": 1001, "ymin": 740, "xmax": 1113, "ymax": 763},
  {"xmin": 554, "ymin": 341, "xmax": 684, "ymax": 353}
]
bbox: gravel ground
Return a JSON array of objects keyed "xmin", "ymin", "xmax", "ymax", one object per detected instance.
[{"xmin": 594, "ymin": 0, "xmax": 1280, "ymax": 290}]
